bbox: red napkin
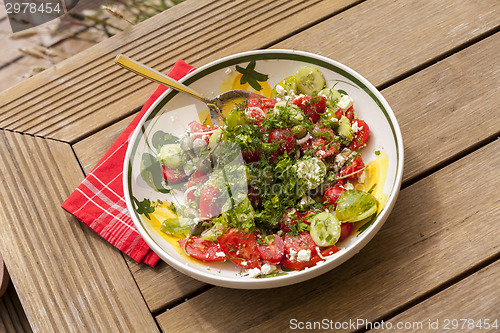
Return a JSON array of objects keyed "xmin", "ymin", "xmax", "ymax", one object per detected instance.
[{"xmin": 62, "ymin": 60, "xmax": 196, "ymax": 267}]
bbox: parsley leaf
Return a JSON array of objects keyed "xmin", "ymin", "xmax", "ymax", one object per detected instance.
[
  {"xmin": 132, "ymin": 196, "xmax": 155, "ymax": 219},
  {"xmin": 235, "ymin": 60, "xmax": 269, "ymax": 91}
]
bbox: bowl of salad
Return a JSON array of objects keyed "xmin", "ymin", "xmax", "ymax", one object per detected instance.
[{"xmin": 123, "ymin": 49, "xmax": 403, "ymax": 289}]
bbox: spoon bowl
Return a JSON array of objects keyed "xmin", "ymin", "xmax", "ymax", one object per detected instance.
[{"xmin": 115, "ymin": 54, "xmax": 268, "ymax": 125}]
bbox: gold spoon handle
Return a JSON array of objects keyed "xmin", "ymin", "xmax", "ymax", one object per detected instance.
[{"xmin": 115, "ymin": 54, "xmax": 206, "ymax": 103}]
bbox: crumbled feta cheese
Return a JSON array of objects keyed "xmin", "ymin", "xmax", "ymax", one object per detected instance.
[
  {"xmin": 297, "ymin": 249, "xmax": 311, "ymax": 262},
  {"xmin": 216, "ymin": 251, "xmax": 226, "ymax": 258},
  {"xmin": 351, "ymin": 121, "xmax": 363, "ymax": 134},
  {"xmin": 358, "ymin": 170, "xmax": 366, "ymax": 184},
  {"xmin": 337, "ymin": 95, "xmax": 353, "ymax": 110},
  {"xmin": 261, "ymin": 263, "xmax": 277, "ymax": 275},
  {"xmin": 240, "ymin": 260, "xmax": 247, "ymax": 266},
  {"xmin": 275, "ymin": 84, "xmax": 286, "ymax": 96},
  {"xmin": 289, "ymin": 249, "xmax": 298, "ymax": 262},
  {"xmin": 248, "ymin": 267, "xmax": 261, "ymax": 278},
  {"xmin": 344, "ymin": 182, "xmax": 354, "ymax": 190}
]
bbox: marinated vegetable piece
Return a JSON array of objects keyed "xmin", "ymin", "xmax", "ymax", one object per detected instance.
[
  {"xmin": 335, "ymin": 190, "xmax": 378, "ymax": 222},
  {"xmin": 309, "ymin": 211, "xmax": 341, "ymax": 247},
  {"xmin": 295, "ymin": 66, "xmax": 326, "ymax": 95}
]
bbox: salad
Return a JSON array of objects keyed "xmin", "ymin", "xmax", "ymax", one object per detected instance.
[{"xmin": 141, "ymin": 65, "xmax": 379, "ymax": 277}]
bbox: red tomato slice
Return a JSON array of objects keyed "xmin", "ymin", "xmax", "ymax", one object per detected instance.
[
  {"xmin": 310, "ymin": 124, "xmax": 339, "ymax": 159},
  {"xmin": 335, "ymin": 106, "xmax": 355, "ymax": 122},
  {"xmin": 187, "ymin": 170, "xmax": 208, "ymax": 189},
  {"xmin": 282, "ymin": 244, "xmax": 339, "ymax": 271},
  {"xmin": 247, "ymin": 97, "xmax": 276, "ymax": 113},
  {"xmin": 283, "ymin": 233, "xmax": 317, "ymax": 256},
  {"xmin": 245, "ymin": 106, "xmax": 266, "ymax": 124},
  {"xmin": 349, "ymin": 119, "xmax": 370, "ymax": 150},
  {"xmin": 257, "ymin": 234, "xmax": 284, "ymax": 263},
  {"xmin": 341, "ymin": 155, "xmax": 365, "ymax": 179},
  {"xmin": 293, "ymin": 95, "xmax": 326, "ymax": 122},
  {"xmin": 178, "ymin": 238, "xmax": 226, "ymax": 262},
  {"xmin": 242, "ymin": 147, "xmax": 262, "ymax": 163},
  {"xmin": 199, "ymin": 183, "xmax": 224, "ymax": 218},
  {"xmin": 301, "ymin": 206, "xmax": 327, "ymax": 225},
  {"xmin": 280, "ymin": 208, "xmax": 302, "ymax": 232},
  {"xmin": 161, "ymin": 165, "xmax": 187, "ymax": 183},
  {"xmin": 268, "ymin": 128, "xmax": 296, "ymax": 161},
  {"xmin": 338, "ymin": 223, "xmax": 353, "ymax": 242},
  {"xmin": 324, "ymin": 185, "xmax": 346, "ymax": 208},
  {"xmin": 188, "ymin": 121, "xmax": 217, "ymax": 144},
  {"xmin": 218, "ymin": 229, "xmax": 261, "ymax": 268}
]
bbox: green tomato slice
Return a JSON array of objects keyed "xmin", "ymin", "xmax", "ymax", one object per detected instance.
[
  {"xmin": 270, "ymin": 75, "xmax": 297, "ymax": 99},
  {"xmin": 309, "ymin": 211, "xmax": 341, "ymax": 247},
  {"xmin": 335, "ymin": 190, "xmax": 378, "ymax": 222}
]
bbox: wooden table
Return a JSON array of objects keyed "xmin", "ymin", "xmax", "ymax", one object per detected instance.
[{"xmin": 0, "ymin": 0, "xmax": 499, "ymax": 331}]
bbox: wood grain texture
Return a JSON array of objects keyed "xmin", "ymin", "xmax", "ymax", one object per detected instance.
[
  {"xmin": 125, "ymin": 257, "xmax": 207, "ymax": 313},
  {"xmin": 0, "ymin": 284, "xmax": 32, "ymax": 333},
  {"xmin": 374, "ymin": 261, "xmax": 500, "ymax": 332},
  {"xmin": 274, "ymin": 0, "xmax": 500, "ymax": 88},
  {"xmin": 0, "ymin": 0, "xmax": 411, "ymax": 143},
  {"xmin": 383, "ymin": 32, "xmax": 500, "ymax": 183},
  {"xmin": 155, "ymin": 140, "xmax": 499, "ymax": 332},
  {"xmin": 72, "ymin": 29, "xmax": 500, "ymax": 316},
  {"xmin": 0, "ymin": 131, "xmax": 159, "ymax": 332}
]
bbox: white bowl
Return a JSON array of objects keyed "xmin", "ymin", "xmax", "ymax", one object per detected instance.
[{"xmin": 123, "ymin": 49, "xmax": 404, "ymax": 289}]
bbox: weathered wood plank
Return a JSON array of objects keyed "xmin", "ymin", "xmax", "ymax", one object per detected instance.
[
  {"xmin": 0, "ymin": 284, "xmax": 32, "ymax": 333},
  {"xmin": 125, "ymin": 256, "xmax": 207, "ymax": 312},
  {"xmin": 0, "ymin": 30, "xmax": 96, "ymax": 93},
  {"xmin": 274, "ymin": 0, "xmax": 500, "ymax": 88},
  {"xmin": 383, "ymin": 32, "xmax": 500, "ymax": 183},
  {"xmin": 155, "ymin": 139, "xmax": 499, "ymax": 332},
  {"xmin": 0, "ymin": 132, "xmax": 159, "ymax": 332},
  {"xmin": 373, "ymin": 261, "xmax": 500, "ymax": 332},
  {"xmin": 73, "ymin": 26, "xmax": 500, "ymax": 314},
  {"xmin": 0, "ymin": 0, "xmax": 380, "ymax": 142}
]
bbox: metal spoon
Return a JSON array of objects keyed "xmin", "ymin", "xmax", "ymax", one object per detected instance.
[{"xmin": 115, "ymin": 54, "xmax": 267, "ymax": 125}]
